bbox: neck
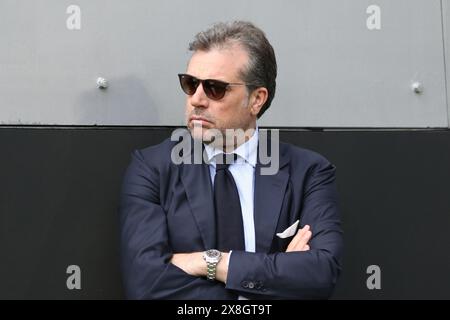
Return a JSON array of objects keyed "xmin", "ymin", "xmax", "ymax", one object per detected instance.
[{"xmin": 221, "ymin": 125, "xmax": 256, "ymax": 153}]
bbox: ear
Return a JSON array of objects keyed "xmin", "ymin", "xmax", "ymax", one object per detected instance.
[{"xmin": 249, "ymin": 87, "xmax": 268, "ymax": 117}]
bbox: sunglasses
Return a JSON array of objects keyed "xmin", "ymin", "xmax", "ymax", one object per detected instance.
[{"xmin": 178, "ymin": 73, "xmax": 252, "ymax": 100}]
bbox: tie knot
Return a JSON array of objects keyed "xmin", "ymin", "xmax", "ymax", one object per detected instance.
[
  {"xmin": 215, "ymin": 163, "xmax": 230, "ymax": 171},
  {"xmin": 214, "ymin": 153, "xmax": 237, "ymax": 171}
]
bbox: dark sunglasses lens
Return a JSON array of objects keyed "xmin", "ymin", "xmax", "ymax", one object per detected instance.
[
  {"xmin": 203, "ymin": 80, "xmax": 227, "ymax": 100},
  {"xmin": 179, "ymin": 75, "xmax": 198, "ymax": 95}
]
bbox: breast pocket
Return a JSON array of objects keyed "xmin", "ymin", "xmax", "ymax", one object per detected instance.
[
  {"xmin": 270, "ymin": 220, "xmax": 300, "ymax": 252},
  {"xmin": 271, "ymin": 234, "xmax": 295, "ymax": 252}
]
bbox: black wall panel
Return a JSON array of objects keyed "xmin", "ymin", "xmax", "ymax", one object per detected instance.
[{"xmin": 1, "ymin": 127, "xmax": 449, "ymax": 299}]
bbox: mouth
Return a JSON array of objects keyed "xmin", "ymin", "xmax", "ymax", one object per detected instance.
[{"xmin": 189, "ymin": 116, "xmax": 213, "ymax": 126}]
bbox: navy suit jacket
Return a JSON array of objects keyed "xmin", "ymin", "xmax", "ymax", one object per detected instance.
[{"xmin": 119, "ymin": 131, "xmax": 343, "ymax": 299}]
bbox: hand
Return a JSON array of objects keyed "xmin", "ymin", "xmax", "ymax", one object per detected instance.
[
  {"xmin": 170, "ymin": 251, "xmax": 229, "ymax": 283},
  {"xmin": 286, "ymin": 225, "xmax": 312, "ymax": 252},
  {"xmin": 170, "ymin": 252, "xmax": 205, "ymax": 277}
]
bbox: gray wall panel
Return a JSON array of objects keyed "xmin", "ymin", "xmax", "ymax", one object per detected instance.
[
  {"xmin": 443, "ymin": 0, "xmax": 450, "ymax": 128},
  {"xmin": 0, "ymin": 0, "xmax": 447, "ymax": 127}
]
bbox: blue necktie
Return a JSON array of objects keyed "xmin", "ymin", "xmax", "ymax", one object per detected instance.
[{"xmin": 214, "ymin": 155, "xmax": 245, "ymax": 251}]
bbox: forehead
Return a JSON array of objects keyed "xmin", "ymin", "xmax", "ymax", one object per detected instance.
[{"xmin": 186, "ymin": 45, "xmax": 249, "ymax": 82}]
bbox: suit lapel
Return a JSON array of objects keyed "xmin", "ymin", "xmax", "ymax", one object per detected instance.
[
  {"xmin": 179, "ymin": 136, "xmax": 216, "ymax": 250},
  {"xmin": 254, "ymin": 135, "xmax": 290, "ymax": 253}
]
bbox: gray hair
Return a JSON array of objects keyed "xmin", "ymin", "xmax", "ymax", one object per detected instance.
[{"xmin": 188, "ymin": 21, "xmax": 277, "ymax": 118}]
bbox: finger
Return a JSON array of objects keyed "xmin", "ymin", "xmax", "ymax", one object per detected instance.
[
  {"xmin": 286, "ymin": 225, "xmax": 309, "ymax": 251},
  {"xmin": 286, "ymin": 226, "xmax": 310, "ymax": 252},
  {"xmin": 301, "ymin": 230, "xmax": 312, "ymax": 242},
  {"xmin": 295, "ymin": 230, "xmax": 312, "ymax": 250},
  {"xmin": 287, "ymin": 229, "xmax": 312, "ymax": 252},
  {"xmin": 170, "ymin": 254, "xmax": 179, "ymax": 266},
  {"xmin": 293, "ymin": 226, "xmax": 311, "ymax": 247}
]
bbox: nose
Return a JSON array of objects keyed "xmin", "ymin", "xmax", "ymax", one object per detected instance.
[{"xmin": 189, "ymin": 82, "xmax": 209, "ymax": 109}]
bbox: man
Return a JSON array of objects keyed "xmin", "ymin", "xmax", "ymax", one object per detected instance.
[{"xmin": 119, "ymin": 21, "xmax": 343, "ymax": 299}]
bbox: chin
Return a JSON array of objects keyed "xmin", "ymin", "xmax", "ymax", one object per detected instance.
[{"xmin": 189, "ymin": 125, "xmax": 211, "ymax": 142}]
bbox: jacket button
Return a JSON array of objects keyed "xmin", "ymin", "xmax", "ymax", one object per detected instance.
[
  {"xmin": 241, "ymin": 281, "xmax": 249, "ymax": 288},
  {"xmin": 255, "ymin": 281, "xmax": 263, "ymax": 289},
  {"xmin": 248, "ymin": 281, "xmax": 255, "ymax": 289}
]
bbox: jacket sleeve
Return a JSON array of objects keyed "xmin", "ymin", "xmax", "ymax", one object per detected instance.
[
  {"xmin": 225, "ymin": 158, "xmax": 343, "ymax": 299},
  {"xmin": 119, "ymin": 149, "xmax": 232, "ymax": 299}
]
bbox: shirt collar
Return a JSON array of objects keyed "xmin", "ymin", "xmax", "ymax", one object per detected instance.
[{"xmin": 204, "ymin": 126, "xmax": 258, "ymax": 168}]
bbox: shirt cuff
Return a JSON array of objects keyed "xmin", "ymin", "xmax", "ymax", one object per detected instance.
[{"xmin": 224, "ymin": 250, "xmax": 232, "ymax": 284}]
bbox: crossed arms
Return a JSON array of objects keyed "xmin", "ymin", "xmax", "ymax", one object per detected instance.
[
  {"xmin": 170, "ymin": 225, "xmax": 312, "ymax": 283},
  {"xmin": 120, "ymin": 148, "xmax": 343, "ymax": 299}
]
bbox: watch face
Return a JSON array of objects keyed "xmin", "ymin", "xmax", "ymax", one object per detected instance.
[
  {"xmin": 204, "ymin": 249, "xmax": 221, "ymax": 263},
  {"xmin": 206, "ymin": 249, "xmax": 220, "ymax": 258}
]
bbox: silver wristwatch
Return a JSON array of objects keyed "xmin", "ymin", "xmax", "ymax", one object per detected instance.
[{"xmin": 203, "ymin": 249, "xmax": 222, "ymax": 281}]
